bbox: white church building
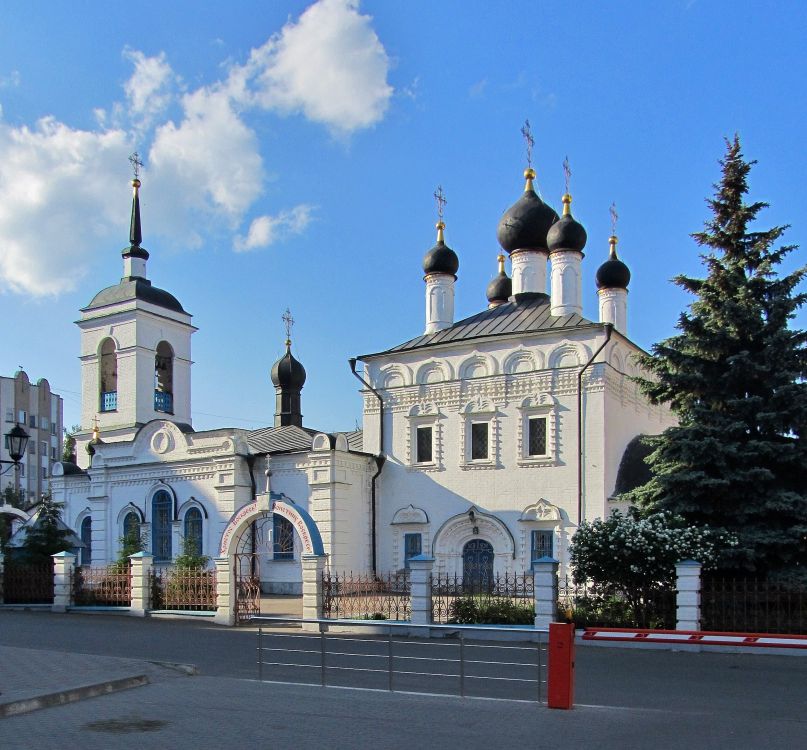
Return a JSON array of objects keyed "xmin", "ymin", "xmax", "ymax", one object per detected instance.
[{"xmin": 51, "ymin": 163, "xmax": 673, "ymax": 593}]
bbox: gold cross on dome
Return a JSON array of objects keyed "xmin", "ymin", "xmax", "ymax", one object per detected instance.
[
  {"xmin": 610, "ymin": 202, "xmax": 619, "ymax": 236},
  {"xmin": 521, "ymin": 119, "xmax": 534, "ymax": 168},
  {"xmin": 563, "ymin": 156, "xmax": 572, "ymax": 194},
  {"xmin": 434, "ymin": 185, "xmax": 447, "ymax": 223},
  {"xmin": 282, "ymin": 308, "xmax": 295, "ymax": 345},
  {"xmin": 128, "ymin": 151, "xmax": 143, "ymax": 180}
]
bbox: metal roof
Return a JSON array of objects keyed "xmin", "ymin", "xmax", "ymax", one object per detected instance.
[
  {"xmin": 359, "ymin": 293, "xmax": 601, "ymax": 359},
  {"xmin": 246, "ymin": 425, "xmax": 364, "ymax": 454}
]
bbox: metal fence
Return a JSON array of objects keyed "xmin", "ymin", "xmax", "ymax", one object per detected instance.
[
  {"xmin": 431, "ymin": 571, "xmax": 534, "ymax": 624},
  {"xmin": 557, "ymin": 576, "xmax": 676, "ymax": 629},
  {"xmin": 73, "ymin": 565, "xmax": 131, "ymax": 606},
  {"xmin": 322, "ymin": 571, "xmax": 411, "ymax": 620},
  {"xmin": 702, "ymin": 577, "xmax": 807, "ymax": 634},
  {"xmin": 2, "ymin": 562, "xmax": 54, "ymax": 604},
  {"xmin": 254, "ymin": 617, "xmax": 548, "ymax": 703},
  {"xmin": 151, "ymin": 567, "xmax": 217, "ymax": 611}
]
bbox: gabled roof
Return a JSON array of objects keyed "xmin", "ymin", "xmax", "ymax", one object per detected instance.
[
  {"xmin": 246, "ymin": 425, "xmax": 365, "ymax": 455},
  {"xmin": 359, "ymin": 293, "xmax": 600, "ymax": 359}
]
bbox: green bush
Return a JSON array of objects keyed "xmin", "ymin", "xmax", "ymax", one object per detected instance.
[{"xmin": 448, "ymin": 596, "xmax": 534, "ymax": 625}]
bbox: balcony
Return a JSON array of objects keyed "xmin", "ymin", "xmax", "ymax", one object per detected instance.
[
  {"xmin": 154, "ymin": 390, "xmax": 173, "ymax": 414},
  {"xmin": 100, "ymin": 391, "xmax": 117, "ymax": 412}
]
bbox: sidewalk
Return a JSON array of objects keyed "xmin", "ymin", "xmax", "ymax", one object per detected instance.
[{"xmin": 0, "ymin": 645, "xmax": 195, "ymax": 718}]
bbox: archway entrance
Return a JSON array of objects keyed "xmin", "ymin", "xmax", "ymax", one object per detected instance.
[
  {"xmin": 462, "ymin": 539, "xmax": 494, "ymax": 592},
  {"xmin": 219, "ymin": 492, "xmax": 325, "ymax": 624}
]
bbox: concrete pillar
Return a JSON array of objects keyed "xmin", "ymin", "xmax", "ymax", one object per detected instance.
[
  {"xmin": 171, "ymin": 520, "xmax": 182, "ymax": 561},
  {"xmin": 424, "ymin": 274, "xmax": 456, "ymax": 334},
  {"xmin": 675, "ymin": 559, "xmax": 702, "ymax": 631},
  {"xmin": 129, "ymin": 551, "xmax": 153, "ymax": 617},
  {"xmin": 52, "ymin": 551, "xmax": 76, "ymax": 613},
  {"xmin": 408, "ymin": 555, "xmax": 434, "ymax": 625},
  {"xmin": 533, "ymin": 556, "xmax": 559, "ymax": 630},
  {"xmin": 214, "ymin": 555, "xmax": 236, "ymax": 626},
  {"xmin": 0, "ymin": 551, "xmax": 5, "ymax": 604},
  {"xmin": 302, "ymin": 554, "xmax": 326, "ymax": 628}
]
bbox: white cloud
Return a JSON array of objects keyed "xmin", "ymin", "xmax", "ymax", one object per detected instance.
[
  {"xmin": 234, "ymin": 205, "xmax": 313, "ymax": 252},
  {"xmin": 0, "ymin": 118, "xmax": 130, "ymax": 296},
  {"xmin": 245, "ymin": 0, "xmax": 392, "ymax": 134},
  {"xmin": 0, "ymin": 70, "xmax": 20, "ymax": 89},
  {"xmin": 122, "ymin": 49, "xmax": 176, "ymax": 128}
]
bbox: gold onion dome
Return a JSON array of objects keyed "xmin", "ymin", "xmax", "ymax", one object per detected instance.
[{"xmin": 496, "ymin": 167, "xmax": 559, "ymax": 254}]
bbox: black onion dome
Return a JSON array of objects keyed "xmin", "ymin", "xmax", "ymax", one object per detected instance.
[
  {"xmin": 271, "ymin": 346, "xmax": 307, "ymax": 390},
  {"xmin": 496, "ymin": 173, "xmax": 559, "ymax": 254},
  {"xmin": 596, "ymin": 240, "xmax": 631, "ymax": 289},
  {"xmin": 547, "ymin": 212, "xmax": 587, "ymax": 253},
  {"xmin": 423, "ymin": 239, "xmax": 459, "ymax": 276},
  {"xmin": 83, "ymin": 279, "xmax": 185, "ymax": 313},
  {"xmin": 486, "ymin": 272, "xmax": 511, "ymax": 305}
]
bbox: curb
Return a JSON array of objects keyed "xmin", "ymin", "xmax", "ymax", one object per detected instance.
[{"xmin": 0, "ymin": 674, "xmax": 150, "ymax": 718}]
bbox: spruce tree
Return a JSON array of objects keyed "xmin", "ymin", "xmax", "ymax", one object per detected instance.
[{"xmin": 629, "ymin": 136, "xmax": 807, "ymax": 574}]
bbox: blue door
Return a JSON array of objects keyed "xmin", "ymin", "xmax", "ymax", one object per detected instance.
[{"xmin": 462, "ymin": 539, "xmax": 494, "ymax": 592}]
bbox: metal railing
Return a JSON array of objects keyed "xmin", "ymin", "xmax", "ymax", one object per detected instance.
[
  {"xmin": 702, "ymin": 577, "xmax": 807, "ymax": 634},
  {"xmin": 100, "ymin": 391, "xmax": 117, "ymax": 412},
  {"xmin": 322, "ymin": 570, "xmax": 411, "ymax": 620},
  {"xmin": 2, "ymin": 562, "xmax": 54, "ymax": 604},
  {"xmin": 73, "ymin": 565, "xmax": 131, "ymax": 606},
  {"xmin": 151, "ymin": 567, "xmax": 217, "ymax": 611},
  {"xmin": 431, "ymin": 571, "xmax": 534, "ymax": 624},
  {"xmin": 254, "ymin": 616, "xmax": 548, "ymax": 703}
]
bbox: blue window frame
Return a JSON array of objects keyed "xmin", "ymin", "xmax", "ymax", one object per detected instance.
[
  {"xmin": 151, "ymin": 490, "xmax": 173, "ymax": 562},
  {"xmin": 123, "ymin": 511, "xmax": 140, "ymax": 541},
  {"xmin": 531, "ymin": 530, "xmax": 553, "ymax": 564},
  {"xmin": 404, "ymin": 533, "xmax": 422, "ymax": 568},
  {"xmin": 184, "ymin": 507, "xmax": 203, "ymax": 557},
  {"xmin": 273, "ymin": 514, "xmax": 294, "ymax": 560},
  {"xmin": 80, "ymin": 516, "xmax": 92, "ymax": 566}
]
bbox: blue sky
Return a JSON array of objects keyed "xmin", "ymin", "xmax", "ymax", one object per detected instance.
[{"xmin": 1, "ymin": 0, "xmax": 805, "ymax": 434}]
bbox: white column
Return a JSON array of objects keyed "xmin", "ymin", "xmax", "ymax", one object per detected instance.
[
  {"xmin": 675, "ymin": 559, "xmax": 702, "ymax": 631},
  {"xmin": 302, "ymin": 554, "xmax": 326, "ymax": 630},
  {"xmin": 550, "ymin": 251, "xmax": 583, "ymax": 316},
  {"xmin": 0, "ymin": 551, "xmax": 5, "ymax": 604},
  {"xmin": 408, "ymin": 555, "xmax": 434, "ymax": 625},
  {"xmin": 214, "ymin": 555, "xmax": 236, "ymax": 626},
  {"xmin": 52, "ymin": 551, "xmax": 76, "ymax": 613},
  {"xmin": 171, "ymin": 520, "xmax": 182, "ymax": 562},
  {"xmin": 533, "ymin": 557, "xmax": 559, "ymax": 630},
  {"xmin": 511, "ymin": 249, "xmax": 548, "ymax": 296},
  {"xmin": 129, "ymin": 551, "xmax": 153, "ymax": 616},
  {"xmin": 598, "ymin": 288, "xmax": 628, "ymax": 334},
  {"xmin": 424, "ymin": 274, "xmax": 455, "ymax": 334}
]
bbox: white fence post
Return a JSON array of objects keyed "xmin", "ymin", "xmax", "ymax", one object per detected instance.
[
  {"xmin": 533, "ymin": 556, "xmax": 559, "ymax": 630},
  {"xmin": 0, "ymin": 551, "xmax": 4, "ymax": 604},
  {"xmin": 214, "ymin": 555, "xmax": 236, "ymax": 626},
  {"xmin": 675, "ymin": 559, "xmax": 702, "ymax": 631},
  {"xmin": 52, "ymin": 551, "xmax": 76, "ymax": 613},
  {"xmin": 408, "ymin": 555, "xmax": 434, "ymax": 625},
  {"xmin": 302, "ymin": 554, "xmax": 326, "ymax": 630},
  {"xmin": 129, "ymin": 551, "xmax": 154, "ymax": 616}
]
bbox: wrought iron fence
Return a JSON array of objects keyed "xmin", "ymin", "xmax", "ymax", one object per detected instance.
[
  {"xmin": 73, "ymin": 564, "xmax": 131, "ymax": 606},
  {"xmin": 557, "ymin": 575, "xmax": 676, "ymax": 629},
  {"xmin": 2, "ymin": 562, "xmax": 54, "ymax": 604},
  {"xmin": 322, "ymin": 571, "xmax": 411, "ymax": 620},
  {"xmin": 431, "ymin": 571, "xmax": 534, "ymax": 624},
  {"xmin": 151, "ymin": 567, "xmax": 217, "ymax": 611},
  {"xmin": 702, "ymin": 576, "xmax": 807, "ymax": 634}
]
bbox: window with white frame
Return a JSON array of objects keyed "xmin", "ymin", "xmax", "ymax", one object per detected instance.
[
  {"xmin": 460, "ymin": 401, "xmax": 498, "ymax": 468},
  {"xmin": 406, "ymin": 405, "xmax": 442, "ymax": 469},
  {"xmin": 5, "ymin": 409, "xmax": 12, "ymax": 422},
  {"xmin": 18, "ymin": 410, "xmax": 26, "ymax": 424},
  {"xmin": 470, "ymin": 422, "xmax": 489, "ymax": 460},
  {"xmin": 517, "ymin": 395, "xmax": 556, "ymax": 466},
  {"xmin": 415, "ymin": 425, "xmax": 433, "ymax": 463},
  {"xmin": 403, "ymin": 533, "xmax": 422, "ymax": 568},
  {"xmin": 530, "ymin": 529, "xmax": 553, "ymax": 563}
]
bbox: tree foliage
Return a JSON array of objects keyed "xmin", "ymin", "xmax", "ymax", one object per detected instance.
[
  {"xmin": 627, "ymin": 137, "xmax": 807, "ymax": 573},
  {"xmin": 17, "ymin": 493, "xmax": 73, "ymax": 564}
]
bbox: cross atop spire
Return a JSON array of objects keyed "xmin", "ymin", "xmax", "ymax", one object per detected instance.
[
  {"xmin": 282, "ymin": 308, "xmax": 295, "ymax": 347},
  {"xmin": 128, "ymin": 151, "xmax": 143, "ymax": 182},
  {"xmin": 563, "ymin": 156, "xmax": 572, "ymax": 194},
  {"xmin": 610, "ymin": 202, "xmax": 619, "ymax": 236},
  {"xmin": 609, "ymin": 202, "xmax": 619, "ymax": 259},
  {"xmin": 521, "ymin": 120, "xmax": 534, "ymax": 169},
  {"xmin": 434, "ymin": 185, "xmax": 447, "ymax": 224}
]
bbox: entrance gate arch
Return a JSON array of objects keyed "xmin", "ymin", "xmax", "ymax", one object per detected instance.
[{"xmin": 218, "ymin": 492, "xmax": 325, "ymax": 624}]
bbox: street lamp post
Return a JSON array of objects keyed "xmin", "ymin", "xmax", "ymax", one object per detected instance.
[{"xmin": 1, "ymin": 423, "xmax": 31, "ymax": 497}]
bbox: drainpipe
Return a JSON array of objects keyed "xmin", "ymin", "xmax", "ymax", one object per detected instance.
[
  {"xmin": 349, "ymin": 357, "xmax": 386, "ymax": 575},
  {"xmin": 577, "ymin": 323, "xmax": 613, "ymax": 526}
]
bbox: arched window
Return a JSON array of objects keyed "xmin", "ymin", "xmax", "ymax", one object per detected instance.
[
  {"xmin": 151, "ymin": 490, "xmax": 173, "ymax": 562},
  {"xmin": 123, "ymin": 511, "xmax": 140, "ymax": 544},
  {"xmin": 99, "ymin": 338, "xmax": 118, "ymax": 412},
  {"xmin": 154, "ymin": 341, "xmax": 174, "ymax": 413},
  {"xmin": 80, "ymin": 516, "xmax": 92, "ymax": 566},
  {"xmin": 184, "ymin": 507, "xmax": 203, "ymax": 557},
  {"xmin": 273, "ymin": 515, "xmax": 294, "ymax": 560}
]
